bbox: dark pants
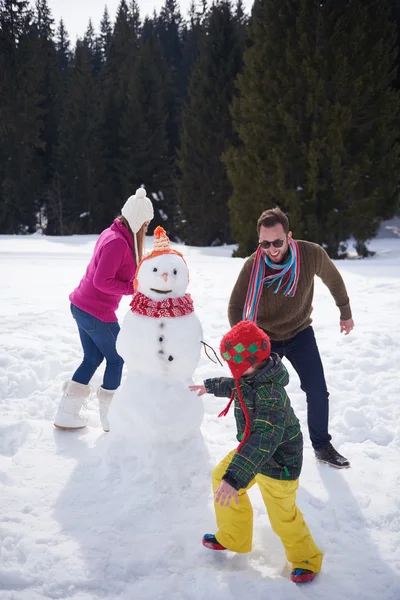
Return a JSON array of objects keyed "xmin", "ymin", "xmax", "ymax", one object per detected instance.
[
  {"xmin": 71, "ymin": 304, "xmax": 124, "ymax": 390},
  {"xmin": 270, "ymin": 326, "xmax": 331, "ymax": 450}
]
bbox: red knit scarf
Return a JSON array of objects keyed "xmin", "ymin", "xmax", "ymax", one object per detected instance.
[{"xmin": 130, "ymin": 291, "xmax": 194, "ymax": 318}]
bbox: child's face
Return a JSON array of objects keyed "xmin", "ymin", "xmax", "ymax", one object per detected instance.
[
  {"xmin": 242, "ymin": 358, "xmax": 269, "ymax": 377},
  {"xmin": 242, "ymin": 363, "xmax": 259, "ymax": 376}
]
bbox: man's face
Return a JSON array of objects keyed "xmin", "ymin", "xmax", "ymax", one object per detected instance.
[{"xmin": 258, "ymin": 224, "xmax": 292, "ymax": 264}]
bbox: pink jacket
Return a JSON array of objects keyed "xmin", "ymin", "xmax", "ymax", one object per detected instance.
[{"xmin": 70, "ymin": 219, "xmax": 136, "ymax": 322}]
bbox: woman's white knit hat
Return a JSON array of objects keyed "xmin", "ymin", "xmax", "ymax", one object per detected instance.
[
  {"xmin": 121, "ymin": 188, "xmax": 154, "ymax": 264},
  {"xmin": 121, "ymin": 188, "xmax": 154, "ymax": 233}
]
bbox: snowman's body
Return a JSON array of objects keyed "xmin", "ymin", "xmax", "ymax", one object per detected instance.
[
  {"xmin": 109, "ymin": 245, "xmax": 205, "ymax": 445},
  {"xmin": 113, "ymin": 310, "xmax": 204, "ymax": 443},
  {"xmin": 102, "ymin": 229, "xmax": 211, "ymax": 563},
  {"xmin": 118, "ymin": 310, "xmax": 202, "ymax": 382}
]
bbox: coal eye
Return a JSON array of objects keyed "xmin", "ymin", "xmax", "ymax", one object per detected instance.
[
  {"xmin": 153, "ymin": 267, "xmax": 158, "ymax": 272},
  {"xmin": 173, "ymin": 269, "xmax": 177, "ymax": 275}
]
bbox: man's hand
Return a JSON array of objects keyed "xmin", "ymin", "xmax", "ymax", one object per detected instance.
[
  {"xmin": 340, "ymin": 318, "xmax": 354, "ymax": 335},
  {"xmin": 189, "ymin": 384, "xmax": 207, "ymax": 396},
  {"xmin": 215, "ymin": 481, "xmax": 239, "ymax": 508}
]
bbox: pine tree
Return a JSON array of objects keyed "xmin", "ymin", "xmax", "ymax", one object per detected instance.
[
  {"xmin": 45, "ymin": 19, "xmax": 71, "ymax": 234},
  {"xmin": 31, "ymin": 0, "xmax": 62, "ymax": 234},
  {"xmin": 85, "ymin": 20, "xmax": 103, "ymax": 75},
  {"xmin": 99, "ymin": 7, "xmax": 112, "ymax": 63},
  {"xmin": 0, "ymin": 0, "xmax": 43, "ymax": 233},
  {"xmin": 180, "ymin": 1, "xmax": 205, "ymax": 100},
  {"xmin": 110, "ymin": 0, "xmax": 134, "ymax": 69},
  {"xmin": 94, "ymin": 0, "xmax": 141, "ymax": 227},
  {"xmin": 225, "ymin": 0, "xmax": 400, "ymax": 257},
  {"xmin": 55, "ymin": 19, "xmax": 70, "ymax": 77},
  {"xmin": 340, "ymin": 1, "xmax": 400, "ymax": 255},
  {"xmin": 388, "ymin": 0, "xmax": 400, "ymax": 89},
  {"xmin": 35, "ymin": 0, "xmax": 53, "ymax": 36},
  {"xmin": 118, "ymin": 18, "xmax": 172, "ymax": 231},
  {"xmin": 157, "ymin": 0, "xmax": 182, "ymax": 67},
  {"xmin": 129, "ymin": 0, "xmax": 141, "ymax": 35},
  {"xmin": 56, "ymin": 37, "xmax": 102, "ymax": 233},
  {"xmin": 156, "ymin": 0, "xmax": 184, "ymax": 168},
  {"xmin": 176, "ymin": 0, "xmax": 245, "ymax": 245}
]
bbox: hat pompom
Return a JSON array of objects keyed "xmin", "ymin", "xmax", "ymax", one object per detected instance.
[
  {"xmin": 154, "ymin": 226, "xmax": 165, "ymax": 237},
  {"xmin": 136, "ymin": 188, "xmax": 146, "ymax": 199}
]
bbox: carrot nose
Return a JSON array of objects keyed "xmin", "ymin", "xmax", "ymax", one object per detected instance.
[{"xmin": 162, "ymin": 273, "xmax": 168, "ymax": 282}]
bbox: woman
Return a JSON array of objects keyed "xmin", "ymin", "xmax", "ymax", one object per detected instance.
[{"xmin": 54, "ymin": 188, "xmax": 154, "ymax": 432}]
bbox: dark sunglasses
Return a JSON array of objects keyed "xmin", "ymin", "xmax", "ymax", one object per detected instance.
[{"xmin": 259, "ymin": 239, "xmax": 285, "ymax": 249}]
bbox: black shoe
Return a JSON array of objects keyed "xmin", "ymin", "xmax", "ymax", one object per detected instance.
[{"xmin": 315, "ymin": 443, "xmax": 350, "ymax": 468}]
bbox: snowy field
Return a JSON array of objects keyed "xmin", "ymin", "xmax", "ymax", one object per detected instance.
[{"xmin": 0, "ymin": 232, "xmax": 400, "ymax": 600}]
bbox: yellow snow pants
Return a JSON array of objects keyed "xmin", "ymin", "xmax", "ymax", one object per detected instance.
[{"xmin": 212, "ymin": 450, "xmax": 323, "ymax": 572}]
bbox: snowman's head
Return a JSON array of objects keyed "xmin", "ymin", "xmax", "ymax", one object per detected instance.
[{"xmin": 137, "ymin": 253, "xmax": 189, "ymax": 300}]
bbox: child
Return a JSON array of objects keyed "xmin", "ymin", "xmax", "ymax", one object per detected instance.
[{"xmin": 190, "ymin": 320, "xmax": 323, "ymax": 584}]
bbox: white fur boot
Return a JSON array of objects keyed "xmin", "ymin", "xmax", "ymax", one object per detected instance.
[
  {"xmin": 97, "ymin": 387, "xmax": 116, "ymax": 432},
  {"xmin": 54, "ymin": 380, "xmax": 90, "ymax": 429}
]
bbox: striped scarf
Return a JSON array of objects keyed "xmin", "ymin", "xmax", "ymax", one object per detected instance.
[{"xmin": 243, "ymin": 238, "xmax": 300, "ymax": 322}]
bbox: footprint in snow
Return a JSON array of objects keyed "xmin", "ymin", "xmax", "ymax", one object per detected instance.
[{"xmin": 0, "ymin": 422, "xmax": 30, "ymax": 457}]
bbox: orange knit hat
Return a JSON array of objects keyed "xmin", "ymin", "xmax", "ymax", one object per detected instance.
[{"xmin": 133, "ymin": 226, "xmax": 186, "ymax": 291}]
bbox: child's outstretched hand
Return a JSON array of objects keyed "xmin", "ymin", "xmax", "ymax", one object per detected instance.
[
  {"xmin": 215, "ymin": 481, "xmax": 239, "ymax": 508},
  {"xmin": 189, "ymin": 384, "xmax": 207, "ymax": 396}
]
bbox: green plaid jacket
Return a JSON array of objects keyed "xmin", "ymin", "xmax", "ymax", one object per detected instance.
[{"xmin": 204, "ymin": 354, "xmax": 303, "ymax": 489}]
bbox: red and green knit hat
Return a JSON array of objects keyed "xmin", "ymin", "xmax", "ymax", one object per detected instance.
[
  {"xmin": 220, "ymin": 320, "xmax": 271, "ymax": 379},
  {"xmin": 219, "ymin": 321, "xmax": 271, "ymax": 450}
]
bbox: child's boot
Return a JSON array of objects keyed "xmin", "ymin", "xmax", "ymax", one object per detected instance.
[
  {"xmin": 202, "ymin": 534, "xmax": 226, "ymax": 550},
  {"xmin": 291, "ymin": 569, "xmax": 316, "ymax": 583}
]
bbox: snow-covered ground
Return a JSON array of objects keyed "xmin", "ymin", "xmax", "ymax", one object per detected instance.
[{"xmin": 0, "ymin": 233, "xmax": 399, "ymax": 600}]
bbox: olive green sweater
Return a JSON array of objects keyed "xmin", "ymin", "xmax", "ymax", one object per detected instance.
[{"xmin": 228, "ymin": 240, "xmax": 352, "ymax": 341}]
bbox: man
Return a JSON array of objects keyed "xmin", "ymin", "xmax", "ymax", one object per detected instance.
[{"xmin": 228, "ymin": 208, "xmax": 354, "ymax": 468}]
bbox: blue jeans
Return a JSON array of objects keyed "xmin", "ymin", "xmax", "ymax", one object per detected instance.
[
  {"xmin": 70, "ymin": 304, "xmax": 124, "ymax": 390},
  {"xmin": 270, "ymin": 326, "xmax": 331, "ymax": 450}
]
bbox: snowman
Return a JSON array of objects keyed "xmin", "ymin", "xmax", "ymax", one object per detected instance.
[
  {"xmin": 108, "ymin": 226, "xmax": 205, "ymax": 446},
  {"xmin": 103, "ymin": 228, "xmax": 211, "ymax": 560}
]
